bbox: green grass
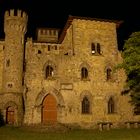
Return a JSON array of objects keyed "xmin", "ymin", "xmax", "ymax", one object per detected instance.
[{"xmin": 0, "ymin": 126, "xmax": 140, "ymax": 140}]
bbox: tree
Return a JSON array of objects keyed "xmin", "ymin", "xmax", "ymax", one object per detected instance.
[{"xmin": 117, "ymin": 31, "xmax": 140, "ymax": 113}]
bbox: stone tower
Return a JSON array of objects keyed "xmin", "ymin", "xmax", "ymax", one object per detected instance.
[
  {"xmin": 2, "ymin": 9, "xmax": 28, "ymax": 125},
  {"xmin": 3, "ymin": 9, "xmax": 27, "ymax": 92}
]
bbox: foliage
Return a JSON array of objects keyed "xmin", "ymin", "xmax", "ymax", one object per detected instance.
[
  {"xmin": 0, "ymin": 110, "xmax": 4, "ymax": 126},
  {"xmin": 117, "ymin": 32, "xmax": 140, "ymax": 106}
]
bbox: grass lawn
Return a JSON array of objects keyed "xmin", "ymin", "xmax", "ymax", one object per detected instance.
[{"xmin": 0, "ymin": 126, "xmax": 140, "ymax": 140}]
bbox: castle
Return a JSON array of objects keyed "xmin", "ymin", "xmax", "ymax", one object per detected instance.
[{"xmin": 0, "ymin": 9, "xmax": 139, "ymax": 129}]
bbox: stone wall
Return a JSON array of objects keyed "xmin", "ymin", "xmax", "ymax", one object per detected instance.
[
  {"xmin": 0, "ymin": 41, "xmax": 4, "ymax": 92},
  {"xmin": 0, "ymin": 9, "xmax": 139, "ymax": 128},
  {"xmin": 23, "ymin": 18, "xmax": 137, "ymax": 128}
]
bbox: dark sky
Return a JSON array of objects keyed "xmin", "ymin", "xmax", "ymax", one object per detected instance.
[{"xmin": 0, "ymin": 0, "xmax": 140, "ymax": 50}]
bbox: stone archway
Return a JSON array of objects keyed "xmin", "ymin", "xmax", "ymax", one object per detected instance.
[
  {"xmin": 4, "ymin": 101, "xmax": 18, "ymax": 125},
  {"xmin": 80, "ymin": 90, "xmax": 93, "ymax": 114},
  {"xmin": 35, "ymin": 88, "xmax": 65, "ymax": 124},
  {"xmin": 6, "ymin": 106, "xmax": 15, "ymax": 124},
  {"xmin": 42, "ymin": 94, "xmax": 57, "ymax": 124}
]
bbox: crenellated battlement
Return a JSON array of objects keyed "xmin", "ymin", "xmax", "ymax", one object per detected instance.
[
  {"xmin": 4, "ymin": 9, "xmax": 28, "ymax": 34},
  {"xmin": 4, "ymin": 9, "xmax": 28, "ymax": 19}
]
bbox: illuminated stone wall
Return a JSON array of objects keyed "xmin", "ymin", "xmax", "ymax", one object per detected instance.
[{"xmin": 0, "ymin": 9, "xmax": 139, "ymax": 128}]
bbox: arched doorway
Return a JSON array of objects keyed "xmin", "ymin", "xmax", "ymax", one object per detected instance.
[
  {"xmin": 6, "ymin": 106, "xmax": 15, "ymax": 124},
  {"xmin": 42, "ymin": 94, "xmax": 57, "ymax": 124}
]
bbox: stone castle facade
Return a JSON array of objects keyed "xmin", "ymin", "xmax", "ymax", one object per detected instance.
[{"xmin": 0, "ymin": 9, "xmax": 139, "ymax": 129}]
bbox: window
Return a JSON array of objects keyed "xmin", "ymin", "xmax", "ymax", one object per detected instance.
[
  {"xmin": 91, "ymin": 43, "xmax": 101, "ymax": 55},
  {"xmin": 38, "ymin": 50, "xmax": 42, "ymax": 54},
  {"xmin": 81, "ymin": 67, "xmax": 88, "ymax": 80},
  {"xmin": 6, "ymin": 59, "xmax": 10, "ymax": 67},
  {"xmin": 40, "ymin": 30, "xmax": 43, "ymax": 34},
  {"xmin": 54, "ymin": 45, "xmax": 57, "ymax": 50},
  {"xmin": 46, "ymin": 65, "xmax": 54, "ymax": 78},
  {"xmin": 91, "ymin": 43, "xmax": 96, "ymax": 54},
  {"xmin": 82, "ymin": 97, "xmax": 90, "ymax": 114},
  {"xmin": 7, "ymin": 83, "xmax": 13, "ymax": 88},
  {"xmin": 134, "ymin": 105, "xmax": 140, "ymax": 115},
  {"xmin": 107, "ymin": 68, "xmax": 112, "ymax": 80},
  {"xmin": 97, "ymin": 43, "xmax": 101, "ymax": 54},
  {"xmin": 48, "ymin": 45, "xmax": 50, "ymax": 51},
  {"xmin": 108, "ymin": 97, "xmax": 115, "ymax": 114}
]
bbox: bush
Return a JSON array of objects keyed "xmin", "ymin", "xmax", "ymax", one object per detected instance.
[{"xmin": 0, "ymin": 110, "xmax": 4, "ymax": 126}]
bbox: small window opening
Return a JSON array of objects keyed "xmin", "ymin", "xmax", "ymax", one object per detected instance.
[
  {"xmin": 38, "ymin": 50, "xmax": 42, "ymax": 54},
  {"xmin": 48, "ymin": 45, "xmax": 50, "ymax": 51},
  {"xmin": 91, "ymin": 43, "xmax": 96, "ymax": 54},
  {"xmin": 97, "ymin": 43, "xmax": 101, "ymax": 54},
  {"xmin": 55, "ymin": 45, "xmax": 57, "ymax": 50},
  {"xmin": 46, "ymin": 65, "xmax": 54, "ymax": 78},
  {"xmin": 7, "ymin": 83, "xmax": 13, "ymax": 88},
  {"xmin": 107, "ymin": 68, "xmax": 112, "ymax": 80},
  {"xmin": 82, "ymin": 97, "xmax": 90, "ymax": 114},
  {"xmin": 134, "ymin": 105, "xmax": 140, "ymax": 115},
  {"xmin": 108, "ymin": 97, "xmax": 115, "ymax": 114},
  {"xmin": 6, "ymin": 59, "xmax": 10, "ymax": 67},
  {"xmin": 81, "ymin": 67, "xmax": 88, "ymax": 79}
]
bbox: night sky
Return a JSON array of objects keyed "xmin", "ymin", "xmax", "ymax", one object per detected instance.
[{"xmin": 0, "ymin": 0, "xmax": 140, "ymax": 50}]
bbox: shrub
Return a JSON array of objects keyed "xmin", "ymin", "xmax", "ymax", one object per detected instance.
[{"xmin": 0, "ymin": 110, "xmax": 4, "ymax": 126}]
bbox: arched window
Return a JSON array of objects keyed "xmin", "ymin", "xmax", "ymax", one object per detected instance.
[
  {"xmin": 6, "ymin": 59, "xmax": 10, "ymax": 67},
  {"xmin": 97, "ymin": 43, "xmax": 101, "ymax": 54},
  {"xmin": 134, "ymin": 105, "xmax": 140, "ymax": 115},
  {"xmin": 46, "ymin": 65, "xmax": 54, "ymax": 78},
  {"xmin": 91, "ymin": 43, "xmax": 96, "ymax": 54},
  {"xmin": 108, "ymin": 97, "xmax": 115, "ymax": 114},
  {"xmin": 81, "ymin": 67, "xmax": 88, "ymax": 80},
  {"xmin": 107, "ymin": 68, "xmax": 112, "ymax": 80},
  {"xmin": 6, "ymin": 106, "xmax": 15, "ymax": 124},
  {"xmin": 82, "ymin": 97, "xmax": 90, "ymax": 114},
  {"xmin": 91, "ymin": 43, "xmax": 101, "ymax": 55}
]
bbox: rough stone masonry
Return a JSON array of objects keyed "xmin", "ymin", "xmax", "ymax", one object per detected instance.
[{"xmin": 0, "ymin": 9, "xmax": 139, "ymax": 129}]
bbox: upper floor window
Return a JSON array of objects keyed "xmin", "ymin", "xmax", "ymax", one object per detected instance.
[
  {"xmin": 82, "ymin": 97, "xmax": 90, "ymax": 114},
  {"xmin": 97, "ymin": 43, "xmax": 101, "ymax": 54},
  {"xmin": 38, "ymin": 50, "xmax": 42, "ymax": 54},
  {"xmin": 46, "ymin": 65, "xmax": 54, "ymax": 79},
  {"xmin": 54, "ymin": 45, "xmax": 57, "ymax": 50},
  {"xmin": 91, "ymin": 43, "xmax": 96, "ymax": 54},
  {"xmin": 81, "ymin": 67, "xmax": 88, "ymax": 80},
  {"xmin": 6, "ymin": 59, "xmax": 10, "ymax": 67},
  {"xmin": 91, "ymin": 43, "xmax": 101, "ymax": 55},
  {"xmin": 48, "ymin": 45, "xmax": 50, "ymax": 51},
  {"xmin": 107, "ymin": 68, "xmax": 112, "ymax": 81},
  {"xmin": 108, "ymin": 97, "xmax": 115, "ymax": 114}
]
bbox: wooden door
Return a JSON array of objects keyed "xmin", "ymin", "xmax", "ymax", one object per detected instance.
[
  {"xmin": 6, "ymin": 106, "xmax": 15, "ymax": 124},
  {"xmin": 42, "ymin": 94, "xmax": 57, "ymax": 124}
]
